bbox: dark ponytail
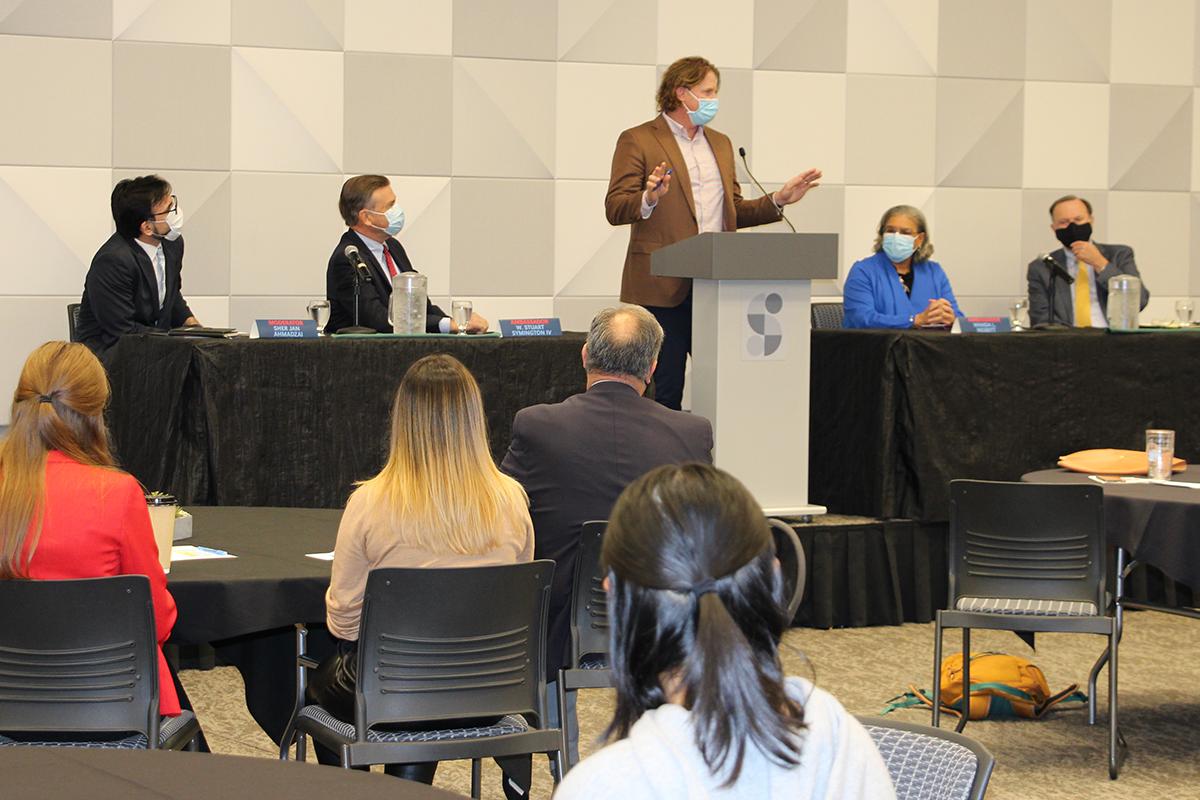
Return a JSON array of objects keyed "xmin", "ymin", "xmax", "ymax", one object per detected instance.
[{"xmin": 602, "ymin": 463, "xmax": 804, "ymax": 785}]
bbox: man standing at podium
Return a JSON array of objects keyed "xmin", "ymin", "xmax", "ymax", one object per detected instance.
[{"xmin": 605, "ymin": 56, "xmax": 821, "ymax": 409}]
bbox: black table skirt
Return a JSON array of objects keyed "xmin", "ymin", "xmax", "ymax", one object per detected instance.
[
  {"xmin": 105, "ymin": 333, "xmax": 587, "ymax": 508},
  {"xmin": 810, "ymin": 328, "xmax": 1200, "ymax": 523}
]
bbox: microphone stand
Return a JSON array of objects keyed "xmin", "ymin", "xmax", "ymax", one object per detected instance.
[
  {"xmin": 341, "ymin": 263, "xmax": 376, "ymax": 335},
  {"xmin": 1034, "ymin": 255, "xmax": 1073, "ymax": 331}
]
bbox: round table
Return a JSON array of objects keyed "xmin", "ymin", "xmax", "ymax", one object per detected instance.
[
  {"xmin": 2, "ymin": 746, "xmax": 465, "ymax": 800},
  {"xmin": 1023, "ymin": 469, "xmax": 1200, "ymax": 593}
]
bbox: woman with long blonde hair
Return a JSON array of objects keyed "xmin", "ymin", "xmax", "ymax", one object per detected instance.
[
  {"xmin": 310, "ymin": 353, "xmax": 533, "ymax": 794},
  {"xmin": 0, "ymin": 341, "xmax": 181, "ymax": 717}
]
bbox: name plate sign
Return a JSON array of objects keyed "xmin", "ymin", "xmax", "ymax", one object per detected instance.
[
  {"xmin": 252, "ymin": 319, "xmax": 318, "ymax": 339},
  {"xmin": 499, "ymin": 318, "xmax": 563, "ymax": 338},
  {"xmin": 958, "ymin": 317, "xmax": 1013, "ymax": 334}
]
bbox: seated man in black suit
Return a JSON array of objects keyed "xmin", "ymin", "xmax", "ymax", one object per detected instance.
[
  {"xmin": 326, "ymin": 174, "xmax": 488, "ymax": 334},
  {"xmin": 76, "ymin": 175, "xmax": 201, "ymax": 361},
  {"xmin": 500, "ymin": 304, "xmax": 713, "ymax": 763}
]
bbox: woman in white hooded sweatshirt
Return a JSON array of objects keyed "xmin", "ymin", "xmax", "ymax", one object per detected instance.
[{"xmin": 554, "ymin": 463, "xmax": 896, "ymax": 800}]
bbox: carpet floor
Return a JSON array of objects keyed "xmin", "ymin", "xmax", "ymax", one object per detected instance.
[{"xmin": 181, "ymin": 608, "xmax": 1200, "ymax": 798}]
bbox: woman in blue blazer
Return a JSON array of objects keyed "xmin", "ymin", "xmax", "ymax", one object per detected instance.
[{"xmin": 843, "ymin": 205, "xmax": 962, "ymax": 329}]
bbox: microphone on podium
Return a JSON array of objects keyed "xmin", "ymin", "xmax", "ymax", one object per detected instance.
[
  {"xmin": 1039, "ymin": 253, "xmax": 1074, "ymax": 284},
  {"xmin": 739, "ymin": 147, "xmax": 796, "ymax": 233},
  {"xmin": 344, "ymin": 245, "xmax": 372, "ymax": 283}
]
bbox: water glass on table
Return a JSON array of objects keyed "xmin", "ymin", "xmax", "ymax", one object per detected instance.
[
  {"xmin": 452, "ymin": 300, "xmax": 472, "ymax": 334},
  {"xmin": 1010, "ymin": 297, "xmax": 1029, "ymax": 330},
  {"xmin": 1177, "ymin": 300, "xmax": 1195, "ymax": 325},
  {"xmin": 307, "ymin": 299, "xmax": 330, "ymax": 334},
  {"xmin": 1147, "ymin": 429, "xmax": 1175, "ymax": 480}
]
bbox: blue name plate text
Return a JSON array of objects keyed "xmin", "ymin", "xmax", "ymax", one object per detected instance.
[
  {"xmin": 959, "ymin": 317, "xmax": 1012, "ymax": 333},
  {"xmin": 253, "ymin": 319, "xmax": 318, "ymax": 339},
  {"xmin": 500, "ymin": 318, "xmax": 563, "ymax": 338}
]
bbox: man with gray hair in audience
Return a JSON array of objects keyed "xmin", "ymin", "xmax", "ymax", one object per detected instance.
[{"xmin": 501, "ymin": 304, "xmax": 713, "ymax": 766}]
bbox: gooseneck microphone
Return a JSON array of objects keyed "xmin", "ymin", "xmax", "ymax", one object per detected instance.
[
  {"xmin": 341, "ymin": 245, "xmax": 377, "ymax": 334},
  {"xmin": 344, "ymin": 245, "xmax": 372, "ymax": 283},
  {"xmin": 1039, "ymin": 253, "xmax": 1074, "ymax": 284},
  {"xmin": 739, "ymin": 147, "xmax": 796, "ymax": 233}
]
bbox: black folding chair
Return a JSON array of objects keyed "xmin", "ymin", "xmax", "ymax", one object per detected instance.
[
  {"xmin": 280, "ymin": 562, "xmax": 563, "ymax": 798},
  {"xmin": 935, "ymin": 480, "xmax": 1125, "ymax": 778},
  {"xmin": 811, "ymin": 302, "xmax": 845, "ymax": 329},
  {"xmin": 66, "ymin": 303, "xmax": 81, "ymax": 342},
  {"xmin": 0, "ymin": 575, "xmax": 201, "ymax": 750}
]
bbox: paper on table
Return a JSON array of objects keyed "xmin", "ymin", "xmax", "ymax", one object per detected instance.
[
  {"xmin": 171, "ymin": 545, "xmax": 236, "ymax": 561},
  {"xmin": 1088, "ymin": 474, "xmax": 1200, "ymax": 489},
  {"xmin": 306, "ymin": 552, "xmax": 335, "ymax": 561}
]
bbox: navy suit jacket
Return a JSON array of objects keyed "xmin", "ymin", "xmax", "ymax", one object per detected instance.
[
  {"xmin": 499, "ymin": 380, "xmax": 714, "ymax": 678},
  {"xmin": 326, "ymin": 229, "xmax": 446, "ymax": 334},
  {"xmin": 76, "ymin": 232, "xmax": 194, "ymax": 361}
]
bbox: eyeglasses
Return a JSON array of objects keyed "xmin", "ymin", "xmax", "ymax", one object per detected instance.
[{"xmin": 150, "ymin": 195, "xmax": 179, "ymax": 220}]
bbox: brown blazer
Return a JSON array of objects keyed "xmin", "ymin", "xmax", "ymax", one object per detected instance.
[{"xmin": 605, "ymin": 115, "xmax": 782, "ymax": 308}]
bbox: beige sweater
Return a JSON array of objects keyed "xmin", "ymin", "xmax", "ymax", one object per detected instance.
[{"xmin": 325, "ymin": 487, "xmax": 535, "ymax": 640}]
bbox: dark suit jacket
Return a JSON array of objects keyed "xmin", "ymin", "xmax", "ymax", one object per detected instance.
[
  {"xmin": 326, "ymin": 229, "xmax": 447, "ymax": 334},
  {"xmin": 605, "ymin": 116, "xmax": 782, "ymax": 308},
  {"xmin": 1027, "ymin": 243, "xmax": 1149, "ymax": 326},
  {"xmin": 76, "ymin": 232, "xmax": 194, "ymax": 361},
  {"xmin": 499, "ymin": 381, "xmax": 714, "ymax": 678}
]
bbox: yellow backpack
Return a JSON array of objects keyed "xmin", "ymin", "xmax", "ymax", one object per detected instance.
[{"xmin": 883, "ymin": 652, "xmax": 1088, "ymax": 720}]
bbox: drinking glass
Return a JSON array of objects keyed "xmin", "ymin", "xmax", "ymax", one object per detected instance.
[
  {"xmin": 1147, "ymin": 429, "xmax": 1175, "ymax": 481},
  {"xmin": 452, "ymin": 300, "xmax": 473, "ymax": 334},
  {"xmin": 307, "ymin": 299, "xmax": 330, "ymax": 335},
  {"xmin": 1176, "ymin": 300, "xmax": 1195, "ymax": 325},
  {"xmin": 1010, "ymin": 297, "xmax": 1029, "ymax": 330}
]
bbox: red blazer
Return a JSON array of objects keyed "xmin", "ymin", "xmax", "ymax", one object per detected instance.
[{"xmin": 23, "ymin": 451, "xmax": 179, "ymax": 716}]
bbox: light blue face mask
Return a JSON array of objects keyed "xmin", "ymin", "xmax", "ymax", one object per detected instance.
[
  {"xmin": 686, "ymin": 89, "xmax": 719, "ymax": 127},
  {"xmin": 882, "ymin": 232, "xmax": 916, "ymax": 263},
  {"xmin": 367, "ymin": 205, "xmax": 405, "ymax": 237}
]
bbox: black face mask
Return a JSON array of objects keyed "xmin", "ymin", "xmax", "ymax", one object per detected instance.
[{"xmin": 1055, "ymin": 221, "xmax": 1092, "ymax": 248}]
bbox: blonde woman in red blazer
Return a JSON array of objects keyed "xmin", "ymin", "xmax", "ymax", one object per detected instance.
[{"xmin": 0, "ymin": 341, "xmax": 180, "ymax": 717}]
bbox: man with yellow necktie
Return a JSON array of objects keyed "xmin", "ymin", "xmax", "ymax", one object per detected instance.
[{"xmin": 1026, "ymin": 195, "xmax": 1149, "ymax": 327}]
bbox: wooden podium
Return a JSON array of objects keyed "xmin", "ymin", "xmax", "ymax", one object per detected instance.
[{"xmin": 652, "ymin": 232, "xmax": 837, "ymax": 517}]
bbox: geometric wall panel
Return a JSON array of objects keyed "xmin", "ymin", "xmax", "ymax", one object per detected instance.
[
  {"xmin": 559, "ymin": 0, "xmax": 655, "ymax": 64},
  {"xmin": 753, "ymin": 0, "xmax": 847, "ymax": 73},
  {"xmin": 231, "ymin": 47, "xmax": 343, "ymax": 173},
  {"xmin": 1023, "ymin": 81, "xmax": 1109, "ymax": 189},
  {"xmin": 1110, "ymin": 0, "xmax": 1193, "ymax": 86},
  {"xmin": 554, "ymin": 179, "xmax": 627, "ymax": 297},
  {"xmin": 937, "ymin": 0, "xmax": 1023, "ymax": 80},
  {"xmin": 453, "ymin": 0, "xmax": 556, "ymax": 60},
  {"xmin": 389, "ymin": 175, "xmax": 453, "ymax": 298},
  {"xmin": 453, "ymin": 58, "xmax": 555, "ymax": 179},
  {"xmin": 555, "ymin": 63, "xmax": 655, "ymax": 181},
  {"xmin": 0, "ymin": 36, "xmax": 111, "ymax": 168},
  {"xmin": 232, "ymin": 0, "xmax": 343, "ymax": 51},
  {"xmin": 113, "ymin": 42, "xmax": 230, "ymax": 172},
  {"xmin": 1192, "ymin": 193, "xmax": 1200, "ymax": 297},
  {"xmin": 1025, "ymin": 0, "xmax": 1111, "ymax": 83},
  {"xmin": 1108, "ymin": 191, "xmax": 1190, "ymax": 297},
  {"xmin": 846, "ymin": 0, "xmax": 938, "ymax": 77},
  {"xmin": 343, "ymin": 53, "xmax": 452, "ymax": 177},
  {"xmin": 114, "ymin": 0, "xmax": 231, "ymax": 45},
  {"xmin": 932, "ymin": 187, "xmax": 1022, "ymax": 298},
  {"xmin": 658, "ymin": 0, "xmax": 753, "ymax": 69},
  {"xmin": 451, "ymin": 178, "xmax": 554, "ymax": 297},
  {"xmin": 752, "ymin": 71, "xmax": 846, "ymax": 185},
  {"xmin": 845, "ymin": 74, "xmax": 935, "ymax": 186},
  {"xmin": 0, "ymin": 167, "xmax": 114, "ymax": 294},
  {"xmin": 0, "ymin": 0, "xmax": 110, "ymax": 38},
  {"xmin": 344, "ymin": 0, "xmax": 452, "ymax": 55},
  {"xmin": 936, "ymin": 78, "xmax": 1023, "ymax": 187},
  {"xmin": 1109, "ymin": 85, "xmax": 1192, "ymax": 191}
]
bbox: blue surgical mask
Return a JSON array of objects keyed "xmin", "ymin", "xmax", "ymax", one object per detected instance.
[
  {"xmin": 686, "ymin": 89, "xmax": 718, "ymax": 127},
  {"xmin": 882, "ymin": 232, "xmax": 916, "ymax": 263},
  {"xmin": 367, "ymin": 206, "xmax": 405, "ymax": 237}
]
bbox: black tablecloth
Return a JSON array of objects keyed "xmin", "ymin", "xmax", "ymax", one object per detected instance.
[
  {"xmin": 106, "ymin": 334, "xmax": 587, "ymax": 508},
  {"xmin": 3, "ymin": 747, "xmax": 464, "ymax": 800},
  {"xmin": 811, "ymin": 328, "xmax": 1200, "ymax": 522},
  {"xmin": 1024, "ymin": 469, "xmax": 1200, "ymax": 598}
]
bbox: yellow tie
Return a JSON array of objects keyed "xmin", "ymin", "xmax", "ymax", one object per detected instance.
[{"xmin": 1075, "ymin": 261, "xmax": 1092, "ymax": 327}]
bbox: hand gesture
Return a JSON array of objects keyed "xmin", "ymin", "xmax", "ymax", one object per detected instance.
[
  {"xmin": 1069, "ymin": 240, "xmax": 1107, "ymax": 271},
  {"xmin": 774, "ymin": 168, "xmax": 822, "ymax": 205},
  {"xmin": 914, "ymin": 298, "xmax": 955, "ymax": 327},
  {"xmin": 643, "ymin": 162, "xmax": 672, "ymax": 205}
]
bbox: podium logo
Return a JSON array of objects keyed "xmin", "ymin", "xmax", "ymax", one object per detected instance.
[{"xmin": 744, "ymin": 291, "xmax": 785, "ymax": 359}]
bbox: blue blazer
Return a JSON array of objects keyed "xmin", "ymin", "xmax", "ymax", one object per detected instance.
[{"xmin": 843, "ymin": 251, "xmax": 962, "ymax": 329}]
